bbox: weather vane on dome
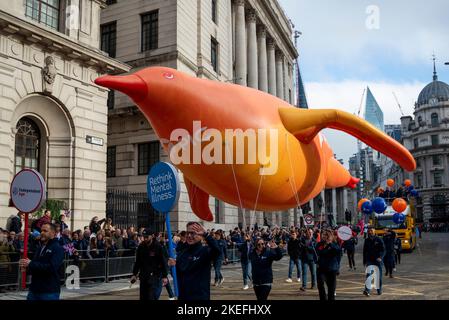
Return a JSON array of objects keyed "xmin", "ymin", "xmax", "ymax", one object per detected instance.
[{"xmin": 432, "ymin": 53, "xmax": 438, "ymax": 81}]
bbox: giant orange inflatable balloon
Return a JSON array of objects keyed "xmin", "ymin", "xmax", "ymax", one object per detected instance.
[
  {"xmin": 392, "ymin": 198, "xmax": 407, "ymax": 213},
  {"xmin": 95, "ymin": 67, "xmax": 416, "ymax": 221}
]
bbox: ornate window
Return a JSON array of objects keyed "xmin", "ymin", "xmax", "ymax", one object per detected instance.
[
  {"xmin": 25, "ymin": 0, "xmax": 60, "ymax": 30},
  {"xmin": 431, "ymin": 113, "xmax": 439, "ymax": 127},
  {"xmin": 15, "ymin": 118, "xmax": 40, "ymax": 174}
]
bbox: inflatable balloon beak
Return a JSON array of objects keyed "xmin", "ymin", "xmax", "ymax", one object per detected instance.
[{"xmin": 95, "ymin": 74, "xmax": 148, "ymax": 103}]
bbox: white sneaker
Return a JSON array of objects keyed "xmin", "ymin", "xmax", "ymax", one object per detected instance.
[
  {"xmin": 243, "ymin": 285, "xmax": 249, "ymax": 290},
  {"xmin": 393, "ymin": 268, "xmax": 397, "ymax": 272},
  {"xmin": 219, "ymin": 278, "xmax": 224, "ymax": 285},
  {"xmin": 297, "ymin": 278, "xmax": 301, "ymax": 282},
  {"xmin": 169, "ymin": 297, "xmax": 176, "ymax": 300},
  {"xmin": 286, "ymin": 278, "xmax": 293, "ymax": 283}
]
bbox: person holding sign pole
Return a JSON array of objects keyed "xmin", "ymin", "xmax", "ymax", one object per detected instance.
[
  {"xmin": 168, "ymin": 222, "xmax": 220, "ymax": 300},
  {"xmin": 131, "ymin": 228, "xmax": 168, "ymax": 300},
  {"xmin": 19, "ymin": 223, "xmax": 64, "ymax": 300}
]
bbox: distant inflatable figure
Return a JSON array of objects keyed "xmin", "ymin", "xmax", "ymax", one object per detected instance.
[
  {"xmin": 358, "ymin": 198, "xmax": 370, "ymax": 212},
  {"xmin": 387, "ymin": 179, "xmax": 395, "ymax": 188},
  {"xmin": 95, "ymin": 67, "xmax": 416, "ymax": 221}
]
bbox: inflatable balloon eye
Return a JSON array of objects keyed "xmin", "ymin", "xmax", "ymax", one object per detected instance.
[
  {"xmin": 404, "ymin": 179, "xmax": 412, "ymax": 187},
  {"xmin": 393, "ymin": 213, "xmax": 405, "ymax": 224},
  {"xmin": 361, "ymin": 201, "xmax": 373, "ymax": 215},
  {"xmin": 387, "ymin": 179, "xmax": 395, "ymax": 188},
  {"xmin": 372, "ymin": 197, "xmax": 387, "ymax": 214},
  {"xmin": 392, "ymin": 198, "xmax": 407, "ymax": 213},
  {"xmin": 358, "ymin": 198, "xmax": 369, "ymax": 212}
]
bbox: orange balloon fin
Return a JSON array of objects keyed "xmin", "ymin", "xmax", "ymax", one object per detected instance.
[
  {"xmin": 279, "ymin": 108, "xmax": 416, "ymax": 172},
  {"xmin": 325, "ymin": 158, "xmax": 360, "ymax": 189},
  {"xmin": 184, "ymin": 175, "xmax": 214, "ymax": 222}
]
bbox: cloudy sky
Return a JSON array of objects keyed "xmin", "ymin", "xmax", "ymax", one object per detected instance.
[{"xmin": 278, "ymin": 0, "xmax": 449, "ymax": 167}]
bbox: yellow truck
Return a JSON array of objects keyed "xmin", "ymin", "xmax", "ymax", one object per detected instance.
[{"xmin": 370, "ymin": 206, "xmax": 417, "ymax": 252}]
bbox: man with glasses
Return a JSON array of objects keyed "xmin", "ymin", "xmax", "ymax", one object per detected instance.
[
  {"xmin": 131, "ymin": 229, "xmax": 168, "ymax": 300},
  {"xmin": 168, "ymin": 222, "xmax": 220, "ymax": 300},
  {"xmin": 250, "ymin": 238, "xmax": 283, "ymax": 301}
]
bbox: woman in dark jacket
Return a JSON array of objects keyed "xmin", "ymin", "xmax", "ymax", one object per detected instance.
[
  {"xmin": 213, "ymin": 231, "xmax": 228, "ymax": 286},
  {"xmin": 250, "ymin": 238, "xmax": 283, "ymax": 301},
  {"xmin": 342, "ymin": 234, "xmax": 358, "ymax": 270},
  {"xmin": 315, "ymin": 229, "xmax": 342, "ymax": 301},
  {"xmin": 382, "ymin": 229, "xmax": 396, "ymax": 278}
]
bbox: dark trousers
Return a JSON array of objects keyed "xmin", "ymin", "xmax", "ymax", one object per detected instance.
[
  {"xmin": 253, "ymin": 284, "xmax": 271, "ymax": 301},
  {"xmin": 347, "ymin": 251, "xmax": 355, "ymax": 269},
  {"xmin": 395, "ymin": 250, "xmax": 401, "ymax": 264},
  {"xmin": 317, "ymin": 270, "xmax": 337, "ymax": 301},
  {"xmin": 214, "ymin": 259, "xmax": 223, "ymax": 282},
  {"xmin": 165, "ymin": 277, "xmax": 174, "ymax": 298},
  {"xmin": 139, "ymin": 277, "xmax": 162, "ymax": 301}
]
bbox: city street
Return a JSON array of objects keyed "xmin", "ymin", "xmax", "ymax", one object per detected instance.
[{"xmin": 74, "ymin": 232, "xmax": 449, "ymax": 300}]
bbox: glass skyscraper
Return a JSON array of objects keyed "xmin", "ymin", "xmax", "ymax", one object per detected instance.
[{"xmin": 364, "ymin": 87, "xmax": 384, "ymax": 130}]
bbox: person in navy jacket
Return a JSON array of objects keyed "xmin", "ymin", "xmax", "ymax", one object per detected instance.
[
  {"xmin": 249, "ymin": 238, "xmax": 283, "ymax": 301},
  {"xmin": 237, "ymin": 233, "xmax": 253, "ymax": 290},
  {"xmin": 315, "ymin": 229, "xmax": 342, "ymax": 301},
  {"xmin": 168, "ymin": 222, "xmax": 220, "ymax": 300},
  {"xmin": 19, "ymin": 223, "xmax": 64, "ymax": 300}
]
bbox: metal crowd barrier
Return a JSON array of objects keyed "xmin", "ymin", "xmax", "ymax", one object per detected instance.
[{"xmin": 0, "ymin": 249, "xmax": 137, "ymax": 291}]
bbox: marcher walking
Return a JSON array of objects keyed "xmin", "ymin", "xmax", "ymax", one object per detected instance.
[
  {"xmin": 363, "ymin": 227, "xmax": 385, "ymax": 296},
  {"xmin": 343, "ymin": 233, "xmax": 358, "ymax": 270},
  {"xmin": 250, "ymin": 239, "xmax": 283, "ymax": 301},
  {"xmin": 19, "ymin": 223, "xmax": 64, "ymax": 300},
  {"xmin": 315, "ymin": 229, "xmax": 342, "ymax": 301},
  {"xmin": 131, "ymin": 229, "xmax": 168, "ymax": 300},
  {"xmin": 168, "ymin": 222, "xmax": 220, "ymax": 300},
  {"xmin": 300, "ymin": 229, "xmax": 318, "ymax": 291},
  {"xmin": 286, "ymin": 230, "xmax": 301, "ymax": 283}
]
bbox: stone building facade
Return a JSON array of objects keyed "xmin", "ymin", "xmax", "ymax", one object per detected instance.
[
  {"xmin": 400, "ymin": 67, "xmax": 449, "ymax": 223},
  {"xmin": 101, "ymin": 0, "xmax": 299, "ymax": 231},
  {"xmin": 0, "ymin": 0, "xmax": 129, "ymax": 230}
]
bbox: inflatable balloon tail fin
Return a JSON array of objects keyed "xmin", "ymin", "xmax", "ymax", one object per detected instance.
[
  {"xmin": 279, "ymin": 108, "xmax": 416, "ymax": 172},
  {"xmin": 184, "ymin": 175, "xmax": 214, "ymax": 222},
  {"xmin": 325, "ymin": 157, "xmax": 359, "ymax": 189}
]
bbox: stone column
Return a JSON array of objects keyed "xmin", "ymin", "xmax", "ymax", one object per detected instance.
[
  {"xmin": 257, "ymin": 26, "xmax": 268, "ymax": 92},
  {"xmin": 276, "ymin": 51, "xmax": 284, "ymax": 100},
  {"xmin": 332, "ymin": 188, "xmax": 337, "ymax": 225},
  {"xmin": 246, "ymin": 11, "xmax": 258, "ymax": 89},
  {"xmin": 267, "ymin": 39, "xmax": 276, "ymax": 96},
  {"xmin": 423, "ymin": 193, "xmax": 432, "ymax": 223},
  {"xmin": 234, "ymin": 0, "xmax": 247, "ymax": 86}
]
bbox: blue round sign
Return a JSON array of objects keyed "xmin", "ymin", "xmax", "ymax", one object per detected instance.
[
  {"xmin": 393, "ymin": 213, "xmax": 405, "ymax": 224},
  {"xmin": 147, "ymin": 162, "xmax": 180, "ymax": 213}
]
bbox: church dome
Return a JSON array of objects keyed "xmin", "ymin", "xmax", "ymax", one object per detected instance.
[{"xmin": 417, "ymin": 63, "xmax": 449, "ymax": 107}]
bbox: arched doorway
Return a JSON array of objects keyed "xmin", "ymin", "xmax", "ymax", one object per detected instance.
[{"xmin": 14, "ymin": 117, "xmax": 41, "ymax": 174}]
